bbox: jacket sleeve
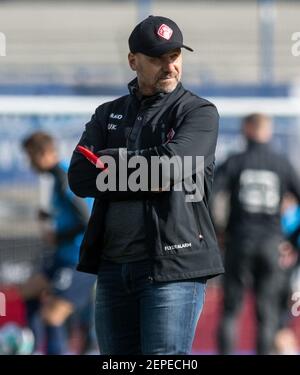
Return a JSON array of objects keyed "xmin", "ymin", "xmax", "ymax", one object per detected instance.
[
  {"xmin": 212, "ymin": 157, "xmax": 235, "ymax": 195},
  {"xmin": 68, "ymin": 105, "xmax": 154, "ymax": 200},
  {"xmin": 210, "ymin": 158, "xmax": 234, "ymax": 232},
  {"xmin": 98, "ymin": 104, "xmax": 219, "ymax": 191},
  {"xmin": 136, "ymin": 103, "xmax": 218, "ymax": 167},
  {"xmin": 68, "ymin": 106, "xmax": 109, "ymax": 198}
]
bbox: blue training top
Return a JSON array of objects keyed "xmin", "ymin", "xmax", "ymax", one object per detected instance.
[
  {"xmin": 281, "ymin": 204, "xmax": 300, "ymax": 250},
  {"xmin": 50, "ymin": 161, "xmax": 93, "ymax": 266}
]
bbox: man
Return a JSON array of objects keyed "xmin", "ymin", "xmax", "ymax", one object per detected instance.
[
  {"xmin": 214, "ymin": 114, "xmax": 300, "ymax": 354},
  {"xmin": 21, "ymin": 132, "xmax": 96, "ymax": 354},
  {"xmin": 68, "ymin": 15, "xmax": 224, "ymax": 355}
]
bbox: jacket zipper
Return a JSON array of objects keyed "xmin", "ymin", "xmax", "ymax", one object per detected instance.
[
  {"xmin": 144, "ymin": 199, "xmax": 155, "ymax": 282},
  {"xmin": 191, "ymin": 202, "xmax": 204, "ymax": 242}
]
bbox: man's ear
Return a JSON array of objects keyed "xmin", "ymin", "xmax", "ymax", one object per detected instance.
[{"xmin": 128, "ymin": 52, "xmax": 137, "ymax": 71}]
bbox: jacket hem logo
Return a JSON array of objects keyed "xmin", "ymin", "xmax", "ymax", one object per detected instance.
[{"xmin": 164, "ymin": 242, "xmax": 192, "ymax": 251}]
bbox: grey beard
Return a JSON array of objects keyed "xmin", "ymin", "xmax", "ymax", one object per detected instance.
[{"xmin": 155, "ymin": 79, "xmax": 179, "ymax": 94}]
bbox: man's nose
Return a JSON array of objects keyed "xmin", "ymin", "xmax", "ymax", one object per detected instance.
[{"xmin": 163, "ymin": 61, "xmax": 175, "ymax": 73}]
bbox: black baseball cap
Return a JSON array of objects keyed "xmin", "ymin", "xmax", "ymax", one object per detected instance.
[{"xmin": 128, "ymin": 15, "xmax": 193, "ymax": 57}]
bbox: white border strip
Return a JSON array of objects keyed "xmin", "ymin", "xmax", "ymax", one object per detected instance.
[
  {"xmin": 0, "ymin": 96, "xmax": 299, "ymax": 116},
  {"xmin": 0, "ymin": 96, "xmax": 116, "ymax": 115}
]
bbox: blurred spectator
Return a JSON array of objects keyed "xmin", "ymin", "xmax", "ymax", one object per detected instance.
[
  {"xmin": 18, "ymin": 132, "xmax": 96, "ymax": 354},
  {"xmin": 273, "ymin": 195, "xmax": 300, "ymax": 354},
  {"xmin": 213, "ymin": 113, "xmax": 300, "ymax": 354}
]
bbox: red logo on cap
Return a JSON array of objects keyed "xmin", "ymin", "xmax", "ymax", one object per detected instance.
[{"xmin": 157, "ymin": 24, "xmax": 173, "ymax": 40}]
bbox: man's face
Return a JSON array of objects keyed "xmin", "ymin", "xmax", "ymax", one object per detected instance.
[
  {"xmin": 128, "ymin": 48, "xmax": 182, "ymax": 96},
  {"xmin": 243, "ymin": 118, "xmax": 273, "ymax": 143}
]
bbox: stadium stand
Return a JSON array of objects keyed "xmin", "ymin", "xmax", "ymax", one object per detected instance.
[{"xmin": 0, "ymin": 1, "xmax": 299, "ymax": 87}]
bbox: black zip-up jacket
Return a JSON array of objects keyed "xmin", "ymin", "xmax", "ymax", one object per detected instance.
[
  {"xmin": 68, "ymin": 79, "xmax": 224, "ymax": 281},
  {"xmin": 213, "ymin": 141, "xmax": 300, "ymax": 239}
]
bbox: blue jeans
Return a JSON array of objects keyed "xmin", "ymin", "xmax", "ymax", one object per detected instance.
[{"xmin": 95, "ymin": 259, "xmax": 206, "ymax": 355}]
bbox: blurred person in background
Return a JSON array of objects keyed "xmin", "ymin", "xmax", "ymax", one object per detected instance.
[
  {"xmin": 19, "ymin": 132, "xmax": 96, "ymax": 354},
  {"xmin": 213, "ymin": 113, "xmax": 300, "ymax": 355},
  {"xmin": 272, "ymin": 194, "xmax": 300, "ymax": 354}
]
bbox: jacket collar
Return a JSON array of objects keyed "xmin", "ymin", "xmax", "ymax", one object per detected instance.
[
  {"xmin": 246, "ymin": 139, "xmax": 271, "ymax": 150},
  {"xmin": 128, "ymin": 77, "xmax": 183, "ymax": 107}
]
